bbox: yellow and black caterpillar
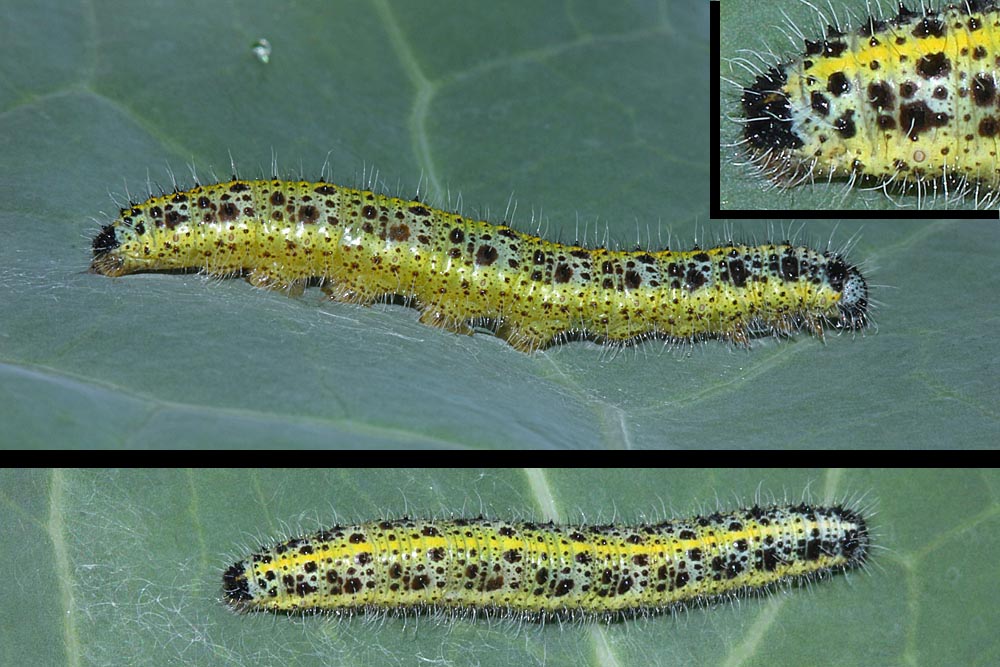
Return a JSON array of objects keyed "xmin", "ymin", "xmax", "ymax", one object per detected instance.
[
  {"xmin": 92, "ymin": 179, "xmax": 869, "ymax": 351},
  {"xmin": 222, "ymin": 505, "xmax": 869, "ymax": 619}
]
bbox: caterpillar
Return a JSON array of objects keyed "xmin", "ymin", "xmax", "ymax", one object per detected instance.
[
  {"xmin": 90, "ymin": 178, "xmax": 869, "ymax": 351},
  {"xmin": 221, "ymin": 505, "xmax": 870, "ymax": 619},
  {"xmin": 732, "ymin": 0, "xmax": 1000, "ymax": 208}
]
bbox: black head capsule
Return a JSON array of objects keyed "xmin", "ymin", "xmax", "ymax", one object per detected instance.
[
  {"xmin": 89, "ymin": 225, "xmax": 126, "ymax": 275},
  {"xmin": 92, "ymin": 225, "xmax": 119, "ymax": 254},
  {"xmin": 825, "ymin": 257, "xmax": 869, "ymax": 329},
  {"xmin": 222, "ymin": 561, "xmax": 254, "ymax": 609}
]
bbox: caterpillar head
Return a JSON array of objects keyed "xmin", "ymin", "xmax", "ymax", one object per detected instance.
[{"xmin": 828, "ymin": 256, "xmax": 869, "ymax": 329}]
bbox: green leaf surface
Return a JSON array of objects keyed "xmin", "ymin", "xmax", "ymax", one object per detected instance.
[
  {"xmin": 720, "ymin": 0, "xmax": 1000, "ymax": 212},
  {"xmin": 5, "ymin": 468, "xmax": 999, "ymax": 667},
  {"xmin": 1, "ymin": 1, "xmax": 997, "ymax": 447}
]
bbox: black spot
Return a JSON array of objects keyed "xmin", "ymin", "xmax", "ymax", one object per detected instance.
[
  {"xmin": 535, "ymin": 567, "xmax": 548, "ymax": 585},
  {"xmin": 809, "ymin": 91, "xmax": 830, "ymax": 116},
  {"xmin": 295, "ymin": 581, "xmax": 317, "ymax": 597},
  {"xmin": 833, "ymin": 109, "xmax": 856, "ymax": 138},
  {"xmin": 911, "ymin": 15, "xmax": 945, "ymax": 38},
  {"xmin": 915, "ymin": 52, "xmax": 950, "ymax": 78},
  {"xmin": 553, "ymin": 579, "xmax": 574, "ymax": 596},
  {"xmin": 827, "ymin": 71, "xmax": 850, "ymax": 95},
  {"xmin": 900, "ymin": 101, "xmax": 948, "ymax": 139},
  {"xmin": 726, "ymin": 259, "xmax": 748, "ymax": 287},
  {"xmin": 362, "ymin": 205, "xmax": 377, "ymax": 219},
  {"xmin": 409, "ymin": 204, "xmax": 430, "ymax": 216},
  {"xmin": 624, "ymin": 270, "xmax": 642, "ymax": 289},
  {"xmin": 867, "ymin": 81, "xmax": 895, "ymax": 110},
  {"xmin": 781, "ymin": 254, "xmax": 799, "ymax": 280},
  {"xmin": 973, "ymin": 73, "xmax": 996, "ymax": 106},
  {"xmin": 503, "ymin": 549, "xmax": 522, "ymax": 564},
  {"xmin": 685, "ymin": 267, "xmax": 707, "ymax": 291},
  {"xmin": 674, "ymin": 572, "xmax": 689, "ymax": 588},
  {"xmin": 344, "ymin": 578, "xmax": 362, "ymax": 594},
  {"xmin": 804, "ymin": 38, "xmax": 847, "ymax": 58},
  {"xmin": 411, "ymin": 574, "xmax": 430, "ymax": 590}
]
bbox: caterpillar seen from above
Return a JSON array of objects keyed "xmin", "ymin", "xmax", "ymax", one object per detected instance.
[
  {"xmin": 91, "ymin": 178, "xmax": 869, "ymax": 351},
  {"xmin": 732, "ymin": 0, "xmax": 1000, "ymax": 208},
  {"xmin": 221, "ymin": 504, "xmax": 871, "ymax": 619}
]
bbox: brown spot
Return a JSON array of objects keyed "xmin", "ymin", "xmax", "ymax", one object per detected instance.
[
  {"xmin": 624, "ymin": 270, "xmax": 642, "ymax": 289},
  {"xmin": 218, "ymin": 202, "xmax": 238, "ymax": 222},
  {"xmin": 476, "ymin": 244, "xmax": 498, "ymax": 266},
  {"xmin": 299, "ymin": 205, "xmax": 318, "ymax": 223},
  {"xmin": 389, "ymin": 224, "xmax": 410, "ymax": 241},
  {"xmin": 979, "ymin": 116, "xmax": 999, "ymax": 137},
  {"xmin": 554, "ymin": 263, "xmax": 573, "ymax": 283}
]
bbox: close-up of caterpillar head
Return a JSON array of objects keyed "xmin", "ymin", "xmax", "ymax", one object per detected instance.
[
  {"xmin": 90, "ymin": 204, "xmax": 156, "ymax": 277},
  {"xmin": 90, "ymin": 223, "xmax": 125, "ymax": 276},
  {"xmin": 91, "ymin": 192, "xmax": 206, "ymax": 277},
  {"xmin": 827, "ymin": 256, "xmax": 869, "ymax": 329},
  {"xmin": 221, "ymin": 560, "xmax": 254, "ymax": 611}
]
